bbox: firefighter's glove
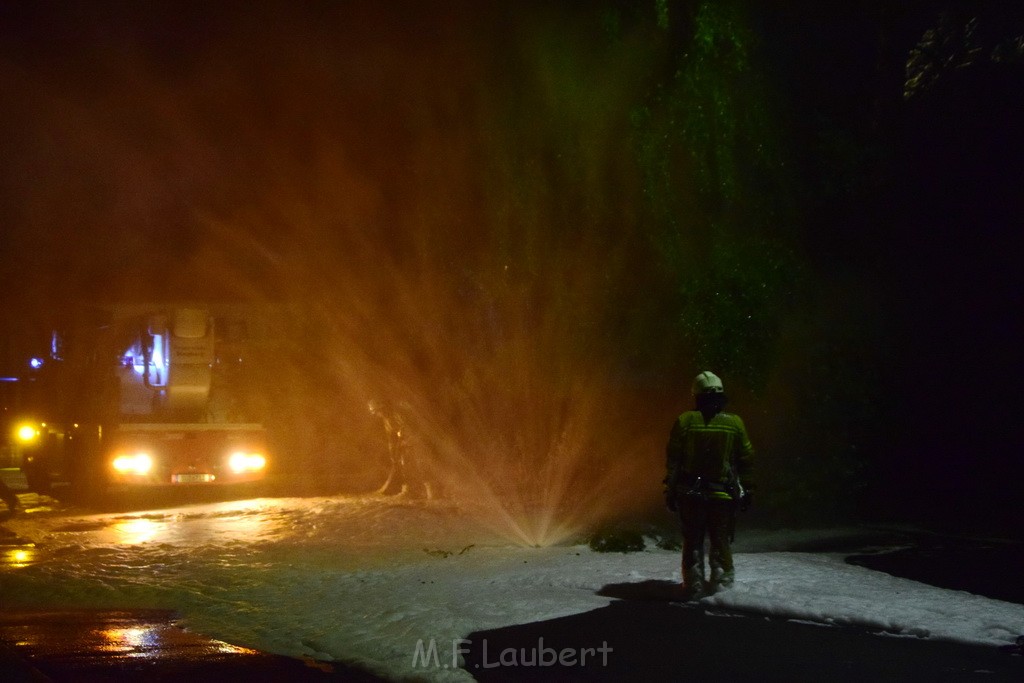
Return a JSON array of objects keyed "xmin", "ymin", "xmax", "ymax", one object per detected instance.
[{"xmin": 664, "ymin": 492, "xmax": 678, "ymax": 513}]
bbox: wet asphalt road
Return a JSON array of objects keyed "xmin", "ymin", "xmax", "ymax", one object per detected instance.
[
  {"xmin": 0, "ymin": 514, "xmax": 383, "ymax": 682},
  {"xmin": 0, "ymin": 608, "xmax": 384, "ymax": 682},
  {"xmin": 0, "ymin": 606, "xmax": 376, "ymax": 679}
]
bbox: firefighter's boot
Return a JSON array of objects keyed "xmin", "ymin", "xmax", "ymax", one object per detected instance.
[{"xmin": 682, "ymin": 562, "xmax": 706, "ymax": 596}]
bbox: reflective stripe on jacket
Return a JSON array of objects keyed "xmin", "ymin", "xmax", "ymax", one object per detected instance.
[{"xmin": 665, "ymin": 411, "xmax": 754, "ymax": 500}]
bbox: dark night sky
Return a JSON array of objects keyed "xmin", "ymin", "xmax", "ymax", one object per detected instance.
[
  {"xmin": 2, "ymin": 1, "xmax": 1023, "ymax": 534},
  {"xmin": 881, "ymin": 65, "xmax": 1024, "ymax": 517}
]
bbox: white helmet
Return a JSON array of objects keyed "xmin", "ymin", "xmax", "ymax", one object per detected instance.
[{"xmin": 692, "ymin": 371, "xmax": 724, "ymax": 395}]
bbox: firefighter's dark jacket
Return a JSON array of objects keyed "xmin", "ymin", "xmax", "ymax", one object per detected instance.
[{"xmin": 665, "ymin": 411, "xmax": 754, "ymax": 501}]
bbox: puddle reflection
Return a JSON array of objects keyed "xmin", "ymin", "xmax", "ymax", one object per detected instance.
[
  {"xmin": 111, "ymin": 517, "xmax": 161, "ymax": 545},
  {"xmin": 109, "ymin": 500, "xmax": 279, "ymax": 546},
  {"xmin": 2, "ymin": 545, "xmax": 37, "ymax": 568},
  {"xmin": 98, "ymin": 625, "xmax": 159, "ymax": 656}
]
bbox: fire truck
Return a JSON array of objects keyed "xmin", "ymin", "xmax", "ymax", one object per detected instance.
[{"xmin": 2, "ymin": 304, "xmax": 277, "ymax": 499}]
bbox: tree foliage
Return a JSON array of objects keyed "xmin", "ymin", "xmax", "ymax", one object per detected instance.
[{"xmin": 629, "ymin": 0, "xmax": 799, "ymax": 390}]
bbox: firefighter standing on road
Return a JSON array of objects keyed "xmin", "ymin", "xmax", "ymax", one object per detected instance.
[
  {"xmin": 664, "ymin": 371, "xmax": 754, "ymax": 595},
  {"xmin": 369, "ymin": 399, "xmax": 434, "ymax": 499},
  {"xmin": 0, "ymin": 477, "xmax": 20, "ymax": 518}
]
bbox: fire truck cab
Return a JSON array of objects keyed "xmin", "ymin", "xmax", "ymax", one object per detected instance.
[{"xmin": 2, "ymin": 303, "xmax": 276, "ymax": 499}]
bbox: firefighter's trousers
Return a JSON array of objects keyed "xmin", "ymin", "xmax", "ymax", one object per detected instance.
[{"xmin": 677, "ymin": 495, "xmax": 735, "ymax": 590}]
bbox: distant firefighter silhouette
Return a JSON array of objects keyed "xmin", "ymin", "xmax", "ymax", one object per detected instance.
[
  {"xmin": 369, "ymin": 399, "xmax": 433, "ymax": 499},
  {"xmin": 0, "ymin": 477, "xmax": 20, "ymax": 519}
]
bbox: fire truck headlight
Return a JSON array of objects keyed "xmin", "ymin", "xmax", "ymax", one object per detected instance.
[
  {"xmin": 228, "ymin": 452, "xmax": 266, "ymax": 474},
  {"xmin": 112, "ymin": 453, "xmax": 153, "ymax": 476},
  {"xmin": 15, "ymin": 423, "xmax": 40, "ymax": 444}
]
